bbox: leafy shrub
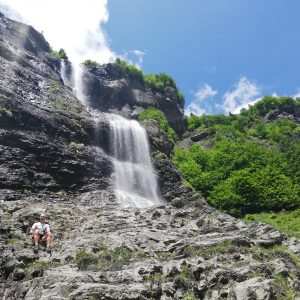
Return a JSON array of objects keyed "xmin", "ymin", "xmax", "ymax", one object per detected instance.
[
  {"xmin": 115, "ymin": 58, "xmax": 143, "ymax": 79},
  {"xmin": 82, "ymin": 59, "xmax": 100, "ymax": 67},
  {"xmin": 115, "ymin": 58, "xmax": 184, "ymax": 106},
  {"xmin": 209, "ymin": 167, "xmax": 300, "ymax": 216},
  {"xmin": 139, "ymin": 107, "xmax": 177, "ymax": 140},
  {"xmin": 241, "ymin": 96, "xmax": 300, "ymax": 118},
  {"xmin": 173, "ymin": 138, "xmax": 299, "ymax": 215},
  {"xmin": 52, "ymin": 48, "xmax": 68, "ymax": 60},
  {"xmin": 177, "ymin": 96, "xmax": 300, "ymax": 216},
  {"xmin": 187, "ymin": 114, "xmax": 232, "ymax": 131},
  {"xmin": 144, "ymin": 73, "xmax": 185, "ymax": 106}
]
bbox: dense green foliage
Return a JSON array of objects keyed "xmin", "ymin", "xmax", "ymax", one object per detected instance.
[
  {"xmin": 52, "ymin": 48, "xmax": 68, "ymax": 60},
  {"xmin": 139, "ymin": 107, "xmax": 177, "ymax": 140},
  {"xmin": 82, "ymin": 59, "xmax": 100, "ymax": 67},
  {"xmin": 115, "ymin": 58, "xmax": 184, "ymax": 106},
  {"xmin": 115, "ymin": 58, "xmax": 144, "ymax": 79},
  {"xmin": 244, "ymin": 209, "xmax": 300, "ymax": 238},
  {"xmin": 174, "ymin": 96, "xmax": 300, "ymax": 216}
]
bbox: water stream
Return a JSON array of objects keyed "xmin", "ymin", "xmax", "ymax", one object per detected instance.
[
  {"xmin": 109, "ymin": 114, "xmax": 161, "ymax": 208},
  {"xmin": 60, "ymin": 62, "xmax": 160, "ymax": 208}
]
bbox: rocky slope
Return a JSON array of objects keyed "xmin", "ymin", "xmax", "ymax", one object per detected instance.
[{"xmin": 1, "ymin": 13, "xmax": 300, "ymax": 300}]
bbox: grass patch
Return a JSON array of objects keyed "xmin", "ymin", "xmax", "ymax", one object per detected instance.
[
  {"xmin": 69, "ymin": 142, "xmax": 85, "ymax": 150},
  {"xmin": 244, "ymin": 210, "xmax": 300, "ymax": 238},
  {"xmin": 250, "ymin": 244, "xmax": 300, "ymax": 270},
  {"xmin": 26, "ymin": 260, "xmax": 61, "ymax": 270},
  {"xmin": 6, "ymin": 236, "xmax": 22, "ymax": 245},
  {"xmin": 52, "ymin": 99, "xmax": 83, "ymax": 114},
  {"xmin": 154, "ymin": 251, "xmax": 173, "ymax": 262},
  {"xmin": 137, "ymin": 250, "xmax": 149, "ymax": 261},
  {"xmin": 274, "ymin": 274, "xmax": 295, "ymax": 300},
  {"xmin": 182, "ymin": 240, "xmax": 234, "ymax": 259},
  {"xmin": 144, "ymin": 272, "xmax": 165, "ymax": 283},
  {"xmin": 48, "ymin": 86, "xmax": 59, "ymax": 94},
  {"xmin": 183, "ymin": 290, "xmax": 199, "ymax": 300},
  {"xmin": 75, "ymin": 246, "xmax": 132, "ymax": 271},
  {"xmin": 0, "ymin": 104, "xmax": 13, "ymax": 117}
]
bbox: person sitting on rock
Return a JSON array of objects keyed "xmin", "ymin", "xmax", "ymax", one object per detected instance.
[{"xmin": 29, "ymin": 213, "xmax": 53, "ymax": 253}]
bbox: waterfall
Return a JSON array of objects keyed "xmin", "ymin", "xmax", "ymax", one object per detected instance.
[
  {"xmin": 109, "ymin": 114, "xmax": 161, "ymax": 208},
  {"xmin": 60, "ymin": 61, "xmax": 87, "ymax": 105},
  {"xmin": 60, "ymin": 61, "xmax": 160, "ymax": 208},
  {"xmin": 60, "ymin": 60, "xmax": 72, "ymax": 88}
]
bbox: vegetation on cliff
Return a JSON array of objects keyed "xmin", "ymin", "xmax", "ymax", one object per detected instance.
[
  {"xmin": 51, "ymin": 48, "xmax": 68, "ymax": 60},
  {"xmin": 115, "ymin": 58, "xmax": 185, "ymax": 106},
  {"xmin": 174, "ymin": 96, "xmax": 300, "ymax": 216},
  {"xmin": 139, "ymin": 107, "xmax": 177, "ymax": 140}
]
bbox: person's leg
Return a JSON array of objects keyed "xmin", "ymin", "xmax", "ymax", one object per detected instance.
[
  {"xmin": 45, "ymin": 232, "xmax": 53, "ymax": 247},
  {"xmin": 33, "ymin": 229, "xmax": 40, "ymax": 246}
]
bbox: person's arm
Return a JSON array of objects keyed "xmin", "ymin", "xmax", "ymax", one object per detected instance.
[
  {"xmin": 29, "ymin": 223, "xmax": 37, "ymax": 235},
  {"xmin": 45, "ymin": 224, "xmax": 50, "ymax": 234}
]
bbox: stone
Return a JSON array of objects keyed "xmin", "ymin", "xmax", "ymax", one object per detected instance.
[
  {"xmin": 12, "ymin": 268, "xmax": 26, "ymax": 281},
  {"xmin": 192, "ymin": 264, "xmax": 205, "ymax": 280}
]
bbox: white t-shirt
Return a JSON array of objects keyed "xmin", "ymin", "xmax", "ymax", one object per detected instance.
[{"xmin": 32, "ymin": 222, "xmax": 50, "ymax": 235}]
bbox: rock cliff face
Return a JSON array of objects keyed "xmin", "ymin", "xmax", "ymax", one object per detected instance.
[
  {"xmin": 1, "ymin": 14, "xmax": 300, "ymax": 300},
  {"xmin": 80, "ymin": 62, "xmax": 187, "ymax": 137}
]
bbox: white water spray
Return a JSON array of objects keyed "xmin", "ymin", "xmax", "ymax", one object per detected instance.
[
  {"xmin": 109, "ymin": 115, "xmax": 160, "ymax": 208},
  {"xmin": 60, "ymin": 60, "xmax": 72, "ymax": 88}
]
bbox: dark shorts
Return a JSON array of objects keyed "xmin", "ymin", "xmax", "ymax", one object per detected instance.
[{"xmin": 32, "ymin": 233, "xmax": 46, "ymax": 240}]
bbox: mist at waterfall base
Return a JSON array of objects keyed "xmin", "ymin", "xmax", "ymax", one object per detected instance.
[{"xmin": 109, "ymin": 115, "xmax": 161, "ymax": 208}]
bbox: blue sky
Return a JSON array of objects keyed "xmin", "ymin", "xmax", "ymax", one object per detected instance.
[
  {"xmin": 105, "ymin": 0, "xmax": 300, "ymax": 115},
  {"xmin": 1, "ymin": 0, "xmax": 300, "ymax": 115}
]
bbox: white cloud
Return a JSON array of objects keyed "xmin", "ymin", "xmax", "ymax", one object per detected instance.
[
  {"xmin": 185, "ymin": 103, "xmax": 207, "ymax": 116},
  {"xmin": 0, "ymin": 0, "xmax": 116, "ymax": 65},
  {"xmin": 121, "ymin": 50, "xmax": 146, "ymax": 69},
  {"xmin": 293, "ymin": 90, "xmax": 300, "ymax": 98},
  {"xmin": 223, "ymin": 77, "xmax": 261, "ymax": 114},
  {"xmin": 194, "ymin": 84, "xmax": 218, "ymax": 101},
  {"xmin": 185, "ymin": 84, "xmax": 218, "ymax": 115}
]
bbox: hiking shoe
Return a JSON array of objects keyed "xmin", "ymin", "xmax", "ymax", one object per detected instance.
[{"xmin": 33, "ymin": 245, "xmax": 38, "ymax": 253}]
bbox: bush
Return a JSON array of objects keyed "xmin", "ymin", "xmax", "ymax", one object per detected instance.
[
  {"xmin": 115, "ymin": 58, "xmax": 143, "ymax": 79},
  {"xmin": 139, "ymin": 107, "xmax": 177, "ymax": 140},
  {"xmin": 115, "ymin": 58, "xmax": 184, "ymax": 106},
  {"xmin": 144, "ymin": 73, "xmax": 185, "ymax": 106},
  {"xmin": 82, "ymin": 59, "xmax": 100, "ymax": 67},
  {"xmin": 52, "ymin": 48, "xmax": 68, "ymax": 60},
  {"xmin": 209, "ymin": 167, "xmax": 300, "ymax": 216}
]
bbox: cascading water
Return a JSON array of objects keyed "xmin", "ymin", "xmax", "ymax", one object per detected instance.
[
  {"xmin": 109, "ymin": 114, "xmax": 161, "ymax": 208},
  {"xmin": 60, "ymin": 60, "xmax": 160, "ymax": 208},
  {"xmin": 60, "ymin": 60, "xmax": 72, "ymax": 88},
  {"xmin": 60, "ymin": 61, "xmax": 87, "ymax": 105}
]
